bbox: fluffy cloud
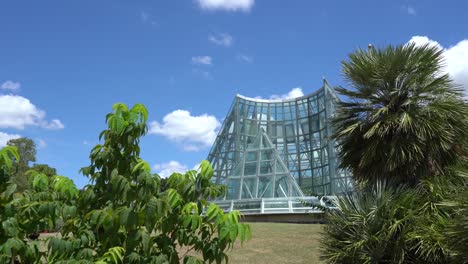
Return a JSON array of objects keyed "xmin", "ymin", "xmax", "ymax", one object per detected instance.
[
  {"xmin": 1, "ymin": 80, "xmax": 21, "ymax": 91},
  {"xmin": 192, "ymin": 56, "xmax": 212, "ymax": 65},
  {"xmin": 237, "ymin": 54, "xmax": 253, "ymax": 63},
  {"xmin": 255, "ymin": 87, "xmax": 304, "ymax": 100},
  {"xmin": 149, "ymin": 110, "xmax": 221, "ymax": 151},
  {"xmin": 0, "ymin": 94, "xmax": 65, "ymax": 130},
  {"xmin": 153, "ymin": 161, "xmax": 188, "ymax": 178},
  {"xmin": 0, "ymin": 132, "xmax": 21, "ymax": 147},
  {"xmin": 37, "ymin": 139, "xmax": 47, "ymax": 149},
  {"xmin": 408, "ymin": 36, "xmax": 468, "ymax": 95},
  {"xmin": 196, "ymin": 0, "xmax": 254, "ymax": 12},
  {"xmin": 209, "ymin": 33, "xmax": 233, "ymax": 47},
  {"xmin": 41, "ymin": 119, "xmax": 65, "ymax": 130},
  {"xmin": 140, "ymin": 11, "xmax": 157, "ymax": 26},
  {"xmin": 403, "ymin": 5, "xmax": 416, "ymax": 16}
]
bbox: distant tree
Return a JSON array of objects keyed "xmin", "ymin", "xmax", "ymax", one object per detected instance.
[
  {"xmin": 159, "ymin": 177, "xmax": 169, "ymax": 192},
  {"xmin": 31, "ymin": 164, "xmax": 57, "ymax": 179},
  {"xmin": 7, "ymin": 138, "xmax": 37, "ymax": 192}
]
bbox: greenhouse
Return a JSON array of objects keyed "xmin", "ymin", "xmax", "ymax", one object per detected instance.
[{"xmin": 207, "ymin": 80, "xmax": 352, "ymax": 214}]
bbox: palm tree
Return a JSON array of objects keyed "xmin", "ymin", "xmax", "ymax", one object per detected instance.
[{"xmin": 334, "ymin": 43, "xmax": 468, "ymax": 186}]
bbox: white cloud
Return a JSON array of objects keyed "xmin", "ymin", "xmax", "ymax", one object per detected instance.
[
  {"xmin": 192, "ymin": 56, "xmax": 212, "ymax": 65},
  {"xmin": 0, "ymin": 132, "xmax": 21, "ymax": 147},
  {"xmin": 196, "ymin": 0, "xmax": 254, "ymax": 12},
  {"xmin": 192, "ymin": 68, "xmax": 213, "ymax": 80},
  {"xmin": 37, "ymin": 139, "xmax": 46, "ymax": 149},
  {"xmin": 209, "ymin": 33, "xmax": 233, "ymax": 47},
  {"xmin": 41, "ymin": 119, "xmax": 65, "ymax": 130},
  {"xmin": 408, "ymin": 36, "xmax": 468, "ymax": 95},
  {"xmin": 1, "ymin": 81, "xmax": 21, "ymax": 91},
  {"xmin": 403, "ymin": 5, "xmax": 416, "ymax": 15},
  {"xmin": 153, "ymin": 161, "xmax": 188, "ymax": 178},
  {"xmin": 255, "ymin": 87, "xmax": 304, "ymax": 100},
  {"xmin": 149, "ymin": 110, "xmax": 221, "ymax": 151},
  {"xmin": 140, "ymin": 11, "xmax": 157, "ymax": 26},
  {"xmin": 0, "ymin": 94, "xmax": 65, "ymax": 130},
  {"xmin": 237, "ymin": 54, "xmax": 253, "ymax": 63}
]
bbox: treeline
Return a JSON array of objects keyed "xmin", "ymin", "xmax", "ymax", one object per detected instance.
[{"xmin": 6, "ymin": 137, "xmax": 57, "ymax": 192}]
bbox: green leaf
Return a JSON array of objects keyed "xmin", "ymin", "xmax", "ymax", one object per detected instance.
[
  {"xmin": 108, "ymin": 115, "xmax": 126, "ymax": 135},
  {"xmin": 205, "ymin": 203, "xmax": 220, "ymax": 221},
  {"xmin": 130, "ymin": 104, "xmax": 149, "ymax": 122},
  {"xmin": 96, "ymin": 246, "xmax": 125, "ymax": 264},
  {"xmin": 199, "ymin": 160, "xmax": 214, "ymax": 179},
  {"xmin": 32, "ymin": 173, "xmax": 49, "ymax": 191},
  {"xmin": 167, "ymin": 188, "xmax": 182, "ymax": 207},
  {"xmin": 132, "ymin": 159, "xmax": 151, "ymax": 174}
]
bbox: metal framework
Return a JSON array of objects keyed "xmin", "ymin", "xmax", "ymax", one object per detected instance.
[{"xmin": 207, "ymin": 80, "xmax": 352, "ymax": 213}]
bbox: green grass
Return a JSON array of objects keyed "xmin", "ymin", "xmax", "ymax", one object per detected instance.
[
  {"xmin": 225, "ymin": 222, "xmax": 323, "ymax": 264},
  {"xmin": 39, "ymin": 223, "xmax": 324, "ymax": 263}
]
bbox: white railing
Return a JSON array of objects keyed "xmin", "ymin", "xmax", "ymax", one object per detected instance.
[{"xmin": 212, "ymin": 196, "xmax": 336, "ymax": 215}]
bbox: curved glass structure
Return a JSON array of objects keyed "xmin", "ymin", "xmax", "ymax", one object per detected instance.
[{"xmin": 207, "ymin": 80, "xmax": 352, "ymax": 212}]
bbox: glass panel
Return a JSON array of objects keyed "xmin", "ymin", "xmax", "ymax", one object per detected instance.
[
  {"xmin": 275, "ymin": 175, "xmax": 290, "ymax": 197},
  {"xmin": 268, "ymin": 122, "xmax": 276, "ymax": 137},
  {"xmin": 311, "ymin": 116, "xmax": 320, "ymax": 131},
  {"xmin": 226, "ymin": 179, "xmax": 240, "ymax": 200},
  {"xmin": 276, "ymin": 162, "xmax": 286, "ymax": 173},
  {"xmin": 232, "ymin": 162, "xmax": 243, "ymax": 176},
  {"xmin": 300, "ymin": 120, "xmax": 309, "ymax": 135},
  {"xmin": 244, "ymin": 162, "xmax": 257, "ymax": 175},
  {"xmin": 241, "ymin": 178, "xmax": 257, "ymax": 199},
  {"xmin": 276, "ymin": 123, "xmax": 283, "ymax": 137},
  {"xmin": 246, "ymin": 151, "xmax": 257, "ymax": 162},
  {"xmin": 261, "ymin": 149, "xmax": 273, "ymax": 160},
  {"xmin": 258, "ymin": 177, "xmax": 273, "ymax": 198},
  {"xmin": 260, "ymin": 161, "xmax": 274, "ymax": 175}
]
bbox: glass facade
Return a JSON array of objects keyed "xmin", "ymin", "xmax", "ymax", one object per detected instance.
[{"xmin": 208, "ymin": 80, "xmax": 352, "ymax": 203}]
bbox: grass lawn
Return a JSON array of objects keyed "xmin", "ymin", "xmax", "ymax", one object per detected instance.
[
  {"xmin": 39, "ymin": 223, "xmax": 324, "ymax": 263},
  {"xmin": 224, "ymin": 222, "xmax": 324, "ymax": 264}
]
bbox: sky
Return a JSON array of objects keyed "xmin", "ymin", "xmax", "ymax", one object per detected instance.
[{"xmin": 1, "ymin": 0, "xmax": 467, "ymax": 188}]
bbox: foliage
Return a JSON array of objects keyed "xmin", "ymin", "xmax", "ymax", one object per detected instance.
[
  {"xmin": 0, "ymin": 146, "xmax": 19, "ymax": 181},
  {"xmin": 322, "ymin": 43, "xmax": 468, "ymax": 263},
  {"xmin": 333, "ymin": 43, "xmax": 468, "ymax": 186},
  {"xmin": 441, "ymin": 168, "xmax": 468, "ymax": 263},
  {"xmin": 31, "ymin": 164, "xmax": 57, "ymax": 179},
  {"xmin": 7, "ymin": 137, "xmax": 37, "ymax": 192},
  {"xmin": 0, "ymin": 103, "xmax": 250, "ymax": 263},
  {"xmin": 320, "ymin": 179, "xmax": 459, "ymax": 264},
  {"xmin": 0, "ymin": 155, "xmax": 80, "ymax": 263},
  {"xmin": 73, "ymin": 103, "xmax": 250, "ymax": 263}
]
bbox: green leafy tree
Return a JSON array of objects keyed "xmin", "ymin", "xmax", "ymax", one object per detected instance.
[
  {"xmin": 7, "ymin": 138, "xmax": 37, "ymax": 192},
  {"xmin": 0, "ymin": 146, "xmax": 19, "ymax": 184},
  {"xmin": 333, "ymin": 43, "xmax": 468, "ymax": 186},
  {"xmin": 0, "ymin": 103, "xmax": 250, "ymax": 263},
  {"xmin": 0, "ymin": 145, "xmax": 80, "ymax": 263},
  {"xmin": 49, "ymin": 103, "xmax": 251, "ymax": 263},
  {"xmin": 31, "ymin": 164, "xmax": 57, "ymax": 179}
]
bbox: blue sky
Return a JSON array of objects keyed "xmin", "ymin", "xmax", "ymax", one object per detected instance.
[{"xmin": 1, "ymin": 0, "xmax": 467, "ymax": 188}]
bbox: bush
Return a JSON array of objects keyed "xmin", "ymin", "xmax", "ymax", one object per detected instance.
[{"xmin": 321, "ymin": 180, "xmax": 452, "ymax": 263}]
